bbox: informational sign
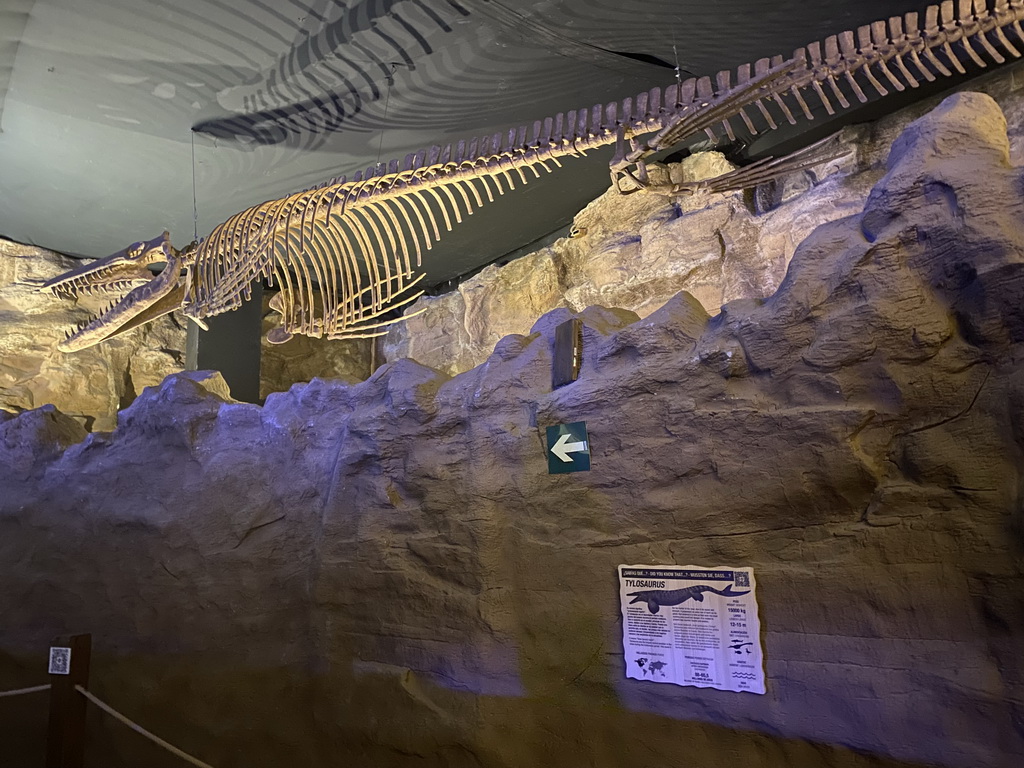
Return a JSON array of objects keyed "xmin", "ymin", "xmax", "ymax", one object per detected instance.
[
  {"xmin": 48, "ymin": 646, "xmax": 71, "ymax": 675},
  {"xmin": 546, "ymin": 421, "xmax": 590, "ymax": 474},
  {"xmin": 618, "ymin": 564, "xmax": 764, "ymax": 694}
]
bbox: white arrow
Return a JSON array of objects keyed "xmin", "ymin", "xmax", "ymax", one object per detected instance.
[{"xmin": 551, "ymin": 433, "xmax": 588, "ymax": 463}]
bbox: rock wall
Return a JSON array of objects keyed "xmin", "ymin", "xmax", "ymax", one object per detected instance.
[
  {"xmin": 6, "ymin": 73, "xmax": 1022, "ymax": 413},
  {"xmin": 383, "ymin": 65, "xmax": 1024, "ymax": 377},
  {"xmin": 0, "ymin": 242, "xmax": 374, "ymax": 413},
  {"xmin": 260, "ymin": 296, "xmax": 373, "ymax": 400},
  {"xmin": 0, "ymin": 240, "xmax": 186, "ymax": 430},
  {"xmin": 1, "ymin": 93, "xmax": 1022, "ymax": 768}
]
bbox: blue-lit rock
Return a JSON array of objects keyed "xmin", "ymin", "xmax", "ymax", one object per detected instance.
[{"xmin": 1, "ymin": 92, "xmax": 1022, "ymax": 768}]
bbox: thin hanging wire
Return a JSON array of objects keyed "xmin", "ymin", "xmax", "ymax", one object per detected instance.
[
  {"xmin": 375, "ymin": 63, "xmax": 398, "ymax": 167},
  {"xmin": 190, "ymin": 129, "xmax": 199, "ymax": 243}
]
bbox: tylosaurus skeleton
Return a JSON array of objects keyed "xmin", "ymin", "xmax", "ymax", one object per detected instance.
[{"xmin": 45, "ymin": 0, "xmax": 1024, "ymax": 351}]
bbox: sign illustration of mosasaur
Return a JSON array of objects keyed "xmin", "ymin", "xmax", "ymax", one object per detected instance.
[
  {"xmin": 628, "ymin": 585, "xmax": 751, "ymax": 614},
  {"xmin": 44, "ymin": 1, "xmax": 1024, "ymax": 351}
]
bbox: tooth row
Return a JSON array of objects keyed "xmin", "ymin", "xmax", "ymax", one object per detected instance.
[
  {"xmin": 50, "ymin": 263, "xmax": 123, "ymax": 293},
  {"xmin": 51, "ymin": 276, "xmax": 137, "ymax": 300}
]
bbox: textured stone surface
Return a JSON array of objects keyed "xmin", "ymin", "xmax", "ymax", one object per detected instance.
[
  {"xmin": 461, "ymin": 248, "xmax": 567, "ymax": 357},
  {"xmin": 260, "ymin": 294, "xmax": 373, "ymax": 398},
  {"xmin": 384, "ymin": 67, "xmax": 1024, "ymax": 377},
  {"xmin": 382, "ymin": 249, "xmax": 568, "ymax": 378},
  {"xmin": 381, "ymin": 289, "xmax": 474, "ymax": 377},
  {"xmin": 0, "ymin": 246, "xmax": 368, "ymax": 409},
  {"xmin": 0, "ymin": 240, "xmax": 186, "ymax": 430},
  {"xmin": 381, "ymin": 143, "xmax": 869, "ymax": 375},
  {"xmin": 1, "ymin": 94, "xmax": 1022, "ymax": 768},
  {"xmin": 180, "ymin": 369, "xmax": 235, "ymax": 401}
]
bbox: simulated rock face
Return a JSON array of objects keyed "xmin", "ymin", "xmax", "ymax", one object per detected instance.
[
  {"xmin": 259, "ymin": 295, "xmax": 373, "ymax": 399},
  {"xmin": 2, "ymin": 93, "xmax": 1024, "ymax": 768},
  {"xmin": 0, "ymin": 239, "xmax": 186, "ymax": 430},
  {"xmin": 384, "ymin": 66, "xmax": 1024, "ymax": 377},
  {"xmin": 380, "ymin": 145, "xmax": 868, "ymax": 376},
  {"xmin": 0, "ymin": 243, "xmax": 372, "ymax": 409}
]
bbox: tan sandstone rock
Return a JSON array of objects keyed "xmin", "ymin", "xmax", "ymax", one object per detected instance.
[
  {"xmin": 383, "ymin": 68, "xmax": 1024, "ymax": 380},
  {"xmin": 459, "ymin": 248, "xmax": 567, "ymax": 354},
  {"xmin": 260, "ymin": 295, "xmax": 373, "ymax": 398},
  {"xmin": 382, "ymin": 290, "xmax": 474, "ymax": 377},
  {"xmin": 0, "ymin": 239, "xmax": 185, "ymax": 430}
]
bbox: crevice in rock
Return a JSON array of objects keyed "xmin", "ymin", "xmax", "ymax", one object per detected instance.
[
  {"xmin": 117, "ymin": 366, "xmax": 138, "ymax": 412},
  {"xmin": 898, "ymin": 369, "xmax": 991, "ymax": 437}
]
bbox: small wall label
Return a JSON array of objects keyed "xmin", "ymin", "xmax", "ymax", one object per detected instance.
[
  {"xmin": 48, "ymin": 647, "xmax": 71, "ymax": 675},
  {"xmin": 546, "ymin": 421, "xmax": 590, "ymax": 474}
]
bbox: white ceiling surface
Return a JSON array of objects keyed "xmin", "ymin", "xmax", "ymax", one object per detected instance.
[{"xmin": 0, "ymin": 0, "xmax": 929, "ymax": 282}]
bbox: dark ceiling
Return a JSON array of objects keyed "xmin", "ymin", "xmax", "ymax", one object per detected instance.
[{"xmin": 0, "ymin": 0, "xmax": 1002, "ymax": 288}]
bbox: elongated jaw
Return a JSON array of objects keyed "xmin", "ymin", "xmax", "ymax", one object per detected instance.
[{"xmin": 42, "ymin": 232, "xmax": 188, "ymax": 352}]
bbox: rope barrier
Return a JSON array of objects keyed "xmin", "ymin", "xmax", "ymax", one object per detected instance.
[
  {"xmin": 75, "ymin": 685, "xmax": 215, "ymax": 768},
  {"xmin": 0, "ymin": 684, "xmax": 51, "ymax": 698}
]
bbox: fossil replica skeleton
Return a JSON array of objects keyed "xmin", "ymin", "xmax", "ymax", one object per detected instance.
[{"xmin": 45, "ymin": 0, "xmax": 1024, "ymax": 352}]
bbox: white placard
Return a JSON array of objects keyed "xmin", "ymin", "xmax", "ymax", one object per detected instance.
[
  {"xmin": 618, "ymin": 564, "xmax": 764, "ymax": 694},
  {"xmin": 48, "ymin": 646, "xmax": 71, "ymax": 675}
]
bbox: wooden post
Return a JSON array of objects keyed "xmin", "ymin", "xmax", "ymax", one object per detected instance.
[
  {"xmin": 552, "ymin": 317, "xmax": 583, "ymax": 388},
  {"xmin": 45, "ymin": 633, "xmax": 91, "ymax": 768}
]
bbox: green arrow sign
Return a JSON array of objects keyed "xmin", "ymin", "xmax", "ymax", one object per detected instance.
[{"xmin": 546, "ymin": 421, "xmax": 591, "ymax": 474}]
